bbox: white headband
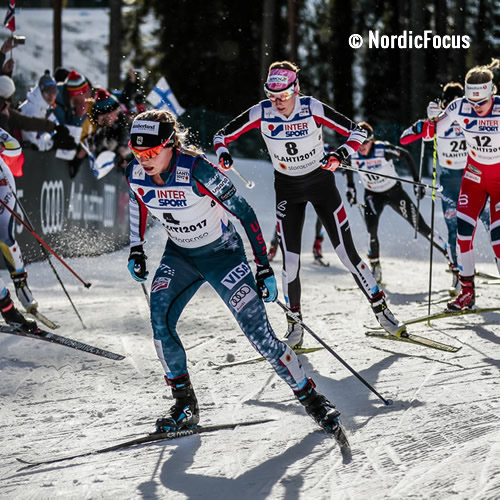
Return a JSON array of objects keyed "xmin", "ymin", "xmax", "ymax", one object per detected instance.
[{"xmin": 465, "ymin": 81, "xmax": 493, "ymax": 101}]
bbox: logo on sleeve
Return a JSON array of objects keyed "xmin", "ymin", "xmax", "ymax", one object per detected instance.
[{"xmin": 221, "ymin": 262, "xmax": 251, "ymax": 289}]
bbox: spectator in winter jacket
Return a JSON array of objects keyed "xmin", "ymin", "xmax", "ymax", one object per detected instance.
[
  {"xmin": 81, "ymin": 88, "xmax": 133, "ymax": 177},
  {"xmin": 53, "ymin": 69, "xmax": 91, "ymax": 127},
  {"xmin": 18, "ymin": 70, "xmax": 70, "ymax": 151},
  {"xmin": 52, "ymin": 70, "xmax": 92, "ymax": 177},
  {"xmin": 0, "ymin": 75, "xmax": 74, "ymax": 154}
]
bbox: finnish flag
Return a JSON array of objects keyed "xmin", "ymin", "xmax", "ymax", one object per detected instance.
[{"xmin": 146, "ymin": 77, "xmax": 185, "ymax": 117}]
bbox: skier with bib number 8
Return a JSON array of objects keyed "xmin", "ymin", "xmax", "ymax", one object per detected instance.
[{"xmin": 214, "ymin": 60, "xmax": 406, "ymax": 348}]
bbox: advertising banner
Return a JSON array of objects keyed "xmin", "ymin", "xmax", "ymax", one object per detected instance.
[{"xmin": 13, "ymin": 150, "xmax": 130, "ymax": 262}]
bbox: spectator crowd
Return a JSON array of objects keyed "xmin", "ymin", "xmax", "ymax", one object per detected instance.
[{"xmin": 0, "ymin": 35, "xmax": 147, "ymax": 180}]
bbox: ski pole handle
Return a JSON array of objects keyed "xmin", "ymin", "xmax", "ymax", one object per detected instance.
[{"xmin": 231, "ymin": 167, "xmax": 255, "ymax": 189}]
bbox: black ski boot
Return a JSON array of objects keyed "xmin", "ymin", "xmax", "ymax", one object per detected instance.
[
  {"xmin": 155, "ymin": 374, "xmax": 200, "ymax": 433},
  {"xmin": 0, "ymin": 291, "xmax": 38, "ymax": 333},
  {"xmin": 295, "ymin": 378, "xmax": 340, "ymax": 433}
]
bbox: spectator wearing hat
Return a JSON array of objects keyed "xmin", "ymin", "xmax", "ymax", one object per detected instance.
[
  {"xmin": 91, "ymin": 88, "xmax": 121, "ymax": 127},
  {"xmin": 54, "ymin": 66, "xmax": 70, "ymax": 83},
  {"xmin": 18, "ymin": 70, "xmax": 75, "ymax": 152},
  {"xmin": 51, "ymin": 70, "xmax": 92, "ymax": 176},
  {"xmin": 0, "ymin": 75, "xmax": 70, "ymax": 153},
  {"xmin": 53, "ymin": 69, "xmax": 91, "ymax": 127},
  {"xmin": 82, "ymin": 88, "xmax": 133, "ymax": 175}
]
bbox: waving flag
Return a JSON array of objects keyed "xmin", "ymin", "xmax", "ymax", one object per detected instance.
[
  {"xmin": 4, "ymin": 0, "xmax": 15, "ymax": 32},
  {"xmin": 146, "ymin": 77, "xmax": 185, "ymax": 118}
]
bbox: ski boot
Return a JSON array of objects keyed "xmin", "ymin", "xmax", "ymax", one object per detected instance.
[
  {"xmin": 295, "ymin": 378, "xmax": 340, "ymax": 434},
  {"xmin": 369, "ymin": 257, "xmax": 383, "ymax": 284},
  {"xmin": 155, "ymin": 374, "xmax": 200, "ymax": 433},
  {"xmin": 267, "ymin": 240, "xmax": 278, "ymax": 261},
  {"xmin": 11, "ymin": 271, "xmax": 38, "ymax": 313},
  {"xmin": 312, "ymin": 235, "xmax": 329, "ymax": 266},
  {"xmin": 448, "ymin": 263, "xmax": 461, "ymax": 297},
  {"xmin": 447, "ymin": 275, "xmax": 475, "ymax": 311},
  {"xmin": 313, "ymin": 235, "xmax": 324, "ymax": 260},
  {"xmin": 371, "ymin": 291, "xmax": 407, "ymax": 336},
  {"xmin": 283, "ymin": 308, "xmax": 304, "ymax": 348},
  {"xmin": 0, "ymin": 291, "xmax": 38, "ymax": 333}
]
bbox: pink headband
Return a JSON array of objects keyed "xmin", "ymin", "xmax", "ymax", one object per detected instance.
[{"xmin": 265, "ymin": 68, "xmax": 297, "ymax": 92}]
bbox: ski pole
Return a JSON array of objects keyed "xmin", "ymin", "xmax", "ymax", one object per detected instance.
[
  {"xmin": 415, "ymin": 139, "xmax": 425, "ymax": 238},
  {"xmin": 339, "ymin": 163, "xmax": 442, "ymax": 192},
  {"xmin": 427, "ymin": 132, "xmax": 439, "ymax": 319},
  {"xmin": 0, "ymin": 198, "xmax": 92, "ymax": 288},
  {"xmin": 141, "ymin": 283, "xmax": 150, "ymax": 308},
  {"xmin": 231, "ymin": 167, "xmax": 255, "ymax": 189},
  {"xmin": 0, "ymin": 160, "xmax": 89, "ymax": 328},
  {"xmin": 275, "ymin": 300, "xmax": 393, "ymax": 406},
  {"xmin": 79, "ymin": 140, "xmax": 96, "ymax": 162}
]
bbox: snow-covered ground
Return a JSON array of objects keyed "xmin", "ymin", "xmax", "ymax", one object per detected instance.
[
  {"xmin": 1, "ymin": 157, "xmax": 499, "ymax": 499},
  {"xmin": 6, "ymin": 8, "xmax": 111, "ymax": 91}
]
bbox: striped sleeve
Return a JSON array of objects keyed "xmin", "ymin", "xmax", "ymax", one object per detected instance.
[
  {"xmin": 400, "ymin": 123, "xmax": 424, "ymax": 145},
  {"xmin": 213, "ymin": 103, "xmax": 262, "ymax": 157},
  {"xmin": 125, "ymin": 162, "xmax": 149, "ymax": 248},
  {"xmin": 128, "ymin": 188, "xmax": 148, "ymax": 247},
  {"xmin": 309, "ymin": 98, "xmax": 367, "ymax": 154}
]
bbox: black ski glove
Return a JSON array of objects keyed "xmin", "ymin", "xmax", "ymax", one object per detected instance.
[
  {"xmin": 255, "ymin": 264, "xmax": 278, "ymax": 302},
  {"xmin": 346, "ymin": 185, "xmax": 357, "ymax": 206},
  {"xmin": 413, "ymin": 184, "xmax": 426, "ymax": 200},
  {"xmin": 53, "ymin": 124, "xmax": 77, "ymax": 150},
  {"xmin": 218, "ymin": 152, "xmax": 233, "ymax": 171},
  {"xmin": 127, "ymin": 245, "xmax": 149, "ymax": 282}
]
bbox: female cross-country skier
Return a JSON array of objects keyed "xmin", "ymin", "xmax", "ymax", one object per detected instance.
[
  {"xmin": 126, "ymin": 109, "xmax": 343, "ymax": 436},
  {"xmin": 415, "ymin": 60, "xmax": 500, "ymax": 310},
  {"xmin": 400, "ymin": 82, "xmax": 490, "ymax": 295},
  {"xmin": 349, "ymin": 121, "xmax": 450, "ymax": 284},
  {"xmin": 213, "ymin": 60, "xmax": 406, "ymax": 348}
]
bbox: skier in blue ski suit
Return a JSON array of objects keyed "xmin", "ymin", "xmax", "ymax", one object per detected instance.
[{"xmin": 126, "ymin": 109, "xmax": 341, "ymax": 435}]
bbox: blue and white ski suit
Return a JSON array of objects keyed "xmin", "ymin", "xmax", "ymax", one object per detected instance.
[{"xmin": 127, "ymin": 149, "xmax": 307, "ymax": 389}]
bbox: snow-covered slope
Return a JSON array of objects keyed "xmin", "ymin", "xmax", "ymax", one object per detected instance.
[
  {"xmin": 1, "ymin": 157, "xmax": 499, "ymax": 499},
  {"xmin": 7, "ymin": 8, "xmax": 110, "ymax": 90}
]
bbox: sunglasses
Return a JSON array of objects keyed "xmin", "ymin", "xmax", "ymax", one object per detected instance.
[
  {"xmin": 466, "ymin": 96, "xmax": 491, "ymax": 107},
  {"xmin": 128, "ymin": 135, "xmax": 173, "ymax": 161},
  {"xmin": 264, "ymin": 84, "xmax": 296, "ymax": 102}
]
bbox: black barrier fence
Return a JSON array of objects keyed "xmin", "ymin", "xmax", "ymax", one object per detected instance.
[{"xmin": 11, "ymin": 149, "xmax": 130, "ymax": 263}]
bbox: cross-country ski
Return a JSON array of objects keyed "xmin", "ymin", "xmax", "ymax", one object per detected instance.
[
  {"xmin": 16, "ymin": 419, "xmax": 274, "ymax": 469},
  {"xmin": 365, "ymin": 306, "xmax": 500, "ymax": 330},
  {"xmin": 0, "ymin": 325, "xmax": 125, "ymax": 360},
  {"xmin": 365, "ymin": 330, "xmax": 462, "ymax": 352},
  {"xmin": 28, "ymin": 309, "xmax": 59, "ymax": 329}
]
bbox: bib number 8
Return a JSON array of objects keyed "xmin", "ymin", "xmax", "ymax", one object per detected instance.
[{"xmin": 285, "ymin": 142, "xmax": 298, "ymax": 155}]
